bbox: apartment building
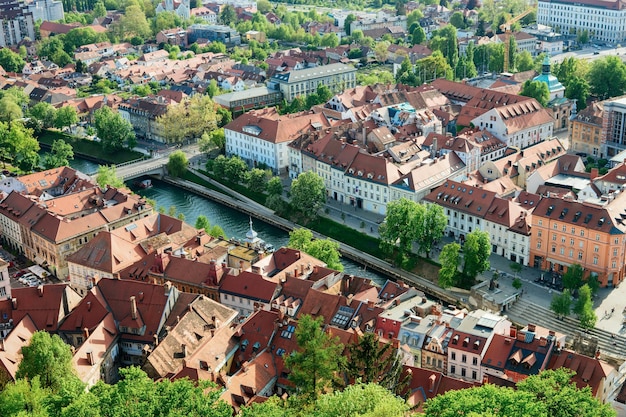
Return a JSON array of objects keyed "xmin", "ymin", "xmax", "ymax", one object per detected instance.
[
  {"xmin": 269, "ymin": 63, "xmax": 357, "ymax": 102},
  {"xmin": 187, "ymin": 24, "xmax": 241, "ymax": 46},
  {"xmin": 537, "ymin": 0, "xmax": 626, "ymax": 44},
  {"xmin": 529, "ymin": 193, "xmax": 626, "ymax": 287},
  {"xmin": 0, "ymin": 0, "xmax": 35, "ymax": 47},
  {"xmin": 570, "ymin": 101, "xmax": 603, "ymax": 157},
  {"xmin": 118, "ymin": 96, "xmax": 171, "ymax": 143},
  {"xmin": 424, "ymin": 180, "xmax": 532, "ymax": 265},
  {"xmin": 447, "ymin": 310, "xmax": 511, "ymax": 383},
  {"xmin": 25, "ymin": 0, "xmax": 64, "ymax": 22},
  {"xmin": 224, "ymin": 107, "xmax": 331, "ymax": 174},
  {"xmin": 601, "ymin": 96, "xmax": 626, "ymax": 158}
]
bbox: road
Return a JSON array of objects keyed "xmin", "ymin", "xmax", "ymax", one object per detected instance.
[{"xmin": 552, "ymin": 44, "xmax": 625, "ymax": 64}]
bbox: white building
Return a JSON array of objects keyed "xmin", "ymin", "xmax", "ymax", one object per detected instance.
[
  {"xmin": 224, "ymin": 107, "xmax": 330, "ymax": 174},
  {"xmin": 0, "ymin": 0, "xmax": 35, "ymax": 47},
  {"xmin": 269, "ymin": 63, "xmax": 357, "ymax": 102},
  {"xmin": 26, "ymin": 0, "xmax": 64, "ymax": 22},
  {"xmin": 155, "ymin": 0, "xmax": 190, "ymax": 20},
  {"xmin": 0, "ymin": 256, "xmax": 10, "ymax": 299},
  {"xmin": 537, "ymin": 0, "xmax": 626, "ymax": 44},
  {"xmin": 471, "ymin": 100, "xmax": 554, "ymax": 149}
]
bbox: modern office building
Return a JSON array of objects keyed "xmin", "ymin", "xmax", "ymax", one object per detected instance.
[
  {"xmin": 537, "ymin": 0, "xmax": 626, "ymax": 44},
  {"xmin": 269, "ymin": 63, "xmax": 357, "ymax": 102}
]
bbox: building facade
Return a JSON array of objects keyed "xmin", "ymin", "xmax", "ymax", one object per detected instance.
[
  {"xmin": 537, "ymin": 0, "xmax": 626, "ymax": 44},
  {"xmin": 269, "ymin": 63, "xmax": 357, "ymax": 102},
  {"xmin": 0, "ymin": 0, "xmax": 35, "ymax": 47}
]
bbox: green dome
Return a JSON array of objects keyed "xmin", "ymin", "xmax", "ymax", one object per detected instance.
[{"xmin": 533, "ymin": 56, "xmax": 564, "ymax": 93}]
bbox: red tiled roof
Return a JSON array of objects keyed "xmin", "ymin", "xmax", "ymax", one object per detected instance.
[
  {"xmin": 11, "ymin": 284, "xmax": 79, "ymax": 331},
  {"xmin": 220, "ymin": 271, "xmax": 278, "ymax": 303}
]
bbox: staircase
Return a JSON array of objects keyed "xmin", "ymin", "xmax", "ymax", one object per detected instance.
[{"xmin": 506, "ymin": 296, "xmax": 625, "ymax": 361}]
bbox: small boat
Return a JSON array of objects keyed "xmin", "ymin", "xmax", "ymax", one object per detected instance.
[{"xmin": 134, "ymin": 179, "xmax": 152, "ymax": 189}]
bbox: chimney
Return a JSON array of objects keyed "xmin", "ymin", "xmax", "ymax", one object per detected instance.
[
  {"xmin": 138, "ymin": 291, "xmax": 144, "ymax": 302},
  {"xmin": 509, "ymin": 328, "xmax": 517, "ymax": 338},
  {"xmin": 11, "ymin": 298, "xmax": 17, "ymax": 309},
  {"xmin": 294, "ymin": 268, "xmax": 299, "ymax": 278},
  {"xmin": 590, "ymin": 167, "xmax": 599, "ymax": 180},
  {"xmin": 37, "ymin": 285, "xmax": 44, "ymax": 297},
  {"xmin": 429, "ymin": 374, "xmax": 436, "ymax": 392},
  {"xmin": 153, "ymin": 334, "xmax": 158, "ymax": 346},
  {"xmin": 367, "ymin": 300, "xmax": 375, "ymax": 308},
  {"xmin": 300, "ymin": 263, "xmax": 304, "ymax": 275},
  {"xmin": 517, "ymin": 330, "xmax": 526, "ymax": 342},
  {"xmin": 539, "ymin": 337, "xmax": 547, "ymax": 347},
  {"xmin": 83, "ymin": 327, "xmax": 89, "ymax": 340},
  {"xmin": 87, "ymin": 301, "xmax": 91, "ymax": 312},
  {"xmin": 86, "ymin": 350, "xmax": 95, "ymax": 366},
  {"xmin": 164, "ymin": 281, "xmax": 172, "ymax": 294},
  {"xmin": 181, "ymin": 343, "xmax": 187, "ymax": 357},
  {"xmin": 527, "ymin": 324, "xmax": 536, "ymax": 332},
  {"xmin": 130, "ymin": 296, "xmax": 137, "ymax": 320}
]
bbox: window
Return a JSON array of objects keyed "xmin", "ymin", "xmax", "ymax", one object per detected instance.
[
  {"xmin": 579, "ymin": 251, "xmax": 583, "ymax": 260},
  {"xmin": 572, "ymin": 227, "xmax": 575, "ymax": 234},
  {"xmin": 472, "ymin": 357, "xmax": 478, "ymax": 366},
  {"xmin": 552, "ymin": 246, "xmax": 556, "ymax": 253},
  {"xmin": 614, "ymin": 248, "xmax": 618, "ymax": 256},
  {"xmin": 538, "ymin": 230, "xmax": 542, "ymax": 237},
  {"xmin": 537, "ymin": 242, "xmax": 542, "ymax": 249},
  {"xmin": 461, "ymin": 368, "xmax": 466, "ymax": 377},
  {"xmin": 462, "ymin": 354, "xmax": 467, "ymax": 363},
  {"xmin": 451, "ymin": 352, "xmax": 456, "ymax": 360},
  {"xmin": 580, "ymin": 230, "xmax": 585, "ymax": 237},
  {"xmin": 451, "ymin": 365, "xmax": 456, "ymax": 374},
  {"xmin": 570, "ymin": 238, "xmax": 575, "ymax": 245},
  {"xmin": 593, "ymin": 256, "xmax": 598, "ymax": 265},
  {"xmin": 562, "ymin": 225, "xmax": 567, "ymax": 232},
  {"xmin": 538, "ymin": 220, "xmax": 543, "ymax": 226},
  {"xmin": 569, "ymin": 249, "xmax": 574, "ymax": 258},
  {"xmin": 553, "ymin": 224, "xmax": 558, "ymax": 229},
  {"xmin": 472, "ymin": 370, "xmax": 477, "ymax": 380},
  {"xmin": 596, "ymin": 234, "xmax": 601, "ymax": 241},
  {"xmin": 560, "ymin": 247, "xmax": 565, "ymax": 255},
  {"xmin": 552, "ymin": 234, "xmax": 557, "ymax": 241},
  {"xmin": 594, "ymin": 246, "xmax": 599, "ymax": 253}
]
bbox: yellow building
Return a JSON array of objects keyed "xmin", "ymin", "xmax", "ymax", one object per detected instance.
[
  {"xmin": 570, "ymin": 101, "xmax": 603, "ymax": 157},
  {"xmin": 245, "ymin": 30, "xmax": 266, "ymax": 42}
]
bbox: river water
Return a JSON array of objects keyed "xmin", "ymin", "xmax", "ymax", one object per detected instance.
[{"xmin": 67, "ymin": 157, "xmax": 387, "ymax": 284}]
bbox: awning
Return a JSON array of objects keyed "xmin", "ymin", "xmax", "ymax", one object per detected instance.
[{"xmin": 34, "ymin": 256, "xmax": 45, "ymax": 265}]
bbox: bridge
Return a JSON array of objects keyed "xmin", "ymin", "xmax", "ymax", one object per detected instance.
[{"xmin": 89, "ymin": 146, "xmax": 199, "ymax": 181}]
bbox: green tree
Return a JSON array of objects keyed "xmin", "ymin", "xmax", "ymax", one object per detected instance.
[
  {"xmin": 588, "ymin": 56, "xmax": 626, "ymax": 99},
  {"xmin": 424, "ymin": 369, "xmax": 614, "ymax": 417},
  {"xmin": 29, "ymin": 102, "xmax": 57, "ymax": 130},
  {"xmin": 0, "ymin": 96, "xmax": 22, "ymax": 122},
  {"xmin": 224, "ymin": 155, "xmax": 248, "ymax": 183},
  {"xmin": 450, "ymin": 11, "xmax": 465, "ymax": 28},
  {"xmin": 92, "ymin": 0, "xmax": 106, "ymax": 18},
  {"xmin": 16, "ymin": 331, "xmax": 83, "ymax": 394},
  {"xmin": 158, "ymin": 95, "xmax": 221, "ymax": 143},
  {"xmin": 209, "ymin": 225, "xmax": 226, "ymax": 239},
  {"xmin": 320, "ymin": 33, "xmax": 339, "ymax": 48},
  {"xmin": 0, "ymin": 121, "xmax": 40, "ymax": 171},
  {"xmin": 344, "ymin": 14, "xmax": 356, "ymax": 36},
  {"xmin": 461, "ymin": 230, "xmax": 491, "ymax": 288},
  {"xmin": 306, "ymin": 239, "xmax": 343, "ymax": 271},
  {"xmin": 563, "ymin": 263, "xmax": 584, "ymax": 291},
  {"xmin": 220, "ymin": 4, "xmax": 237, "ymax": 26},
  {"xmin": 290, "ymin": 171, "xmax": 326, "ymax": 223},
  {"xmin": 574, "ymin": 284, "xmax": 597, "ymax": 329},
  {"xmin": 0, "ymin": 377, "xmax": 50, "ymax": 417},
  {"xmin": 438, "ymin": 242, "xmax": 461, "ymax": 288},
  {"xmin": 95, "ymin": 165, "xmax": 125, "ymax": 188},
  {"xmin": 344, "ymin": 333, "xmax": 409, "ymax": 395},
  {"xmin": 256, "ymin": 0, "xmax": 270, "ymax": 13},
  {"xmin": 0, "ymin": 48, "xmax": 25, "ymax": 72},
  {"xmin": 195, "ymin": 215, "xmax": 210, "ymax": 232},
  {"xmin": 207, "ymin": 79, "xmax": 220, "ymax": 98},
  {"xmin": 267, "ymin": 176, "xmax": 283, "ymax": 196},
  {"xmin": 42, "ymin": 139, "xmax": 74, "ymax": 169},
  {"xmin": 285, "ymin": 315, "xmax": 345, "ymax": 405},
  {"xmin": 167, "ymin": 150, "xmax": 188, "ymax": 177},
  {"xmin": 247, "ymin": 168, "xmax": 271, "ymax": 192},
  {"xmin": 406, "ymin": 9, "xmax": 424, "ymax": 29},
  {"xmin": 578, "ymin": 29, "xmax": 589, "ymax": 44},
  {"xmin": 411, "ymin": 25, "xmax": 426, "ymax": 45},
  {"xmin": 288, "ymin": 228, "xmax": 313, "ymax": 251},
  {"xmin": 428, "ymin": 25, "xmax": 458, "ymax": 68},
  {"xmin": 550, "ymin": 289, "xmax": 571, "ymax": 319},
  {"xmin": 379, "ymin": 198, "xmax": 418, "ymax": 259},
  {"xmin": 510, "ymin": 262, "xmax": 522, "ymax": 279},
  {"xmin": 54, "ymin": 106, "xmax": 78, "ymax": 129},
  {"xmin": 515, "ymin": 50, "xmax": 535, "ymax": 71},
  {"xmin": 113, "ymin": 5, "xmax": 151, "ymax": 41},
  {"xmin": 520, "ymin": 80, "xmax": 550, "ymax": 107},
  {"xmin": 566, "ymin": 76, "xmax": 590, "ymax": 110},
  {"xmin": 416, "ymin": 203, "xmax": 447, "ymax": 257},
  {"xmin": 94, "ymin": 106, "xmax": 136, "ymax": 151},
  {"xmin": 63, "ymin": 27, "xmax": 107, "ymax": 54}
]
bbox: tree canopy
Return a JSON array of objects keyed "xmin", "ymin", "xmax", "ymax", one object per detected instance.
[
  {"xmin": 94, "ymin": 106, "xmax": 136, "ymax": 151},
  {"xmin": 290, "ymin": 171, "xmax": 326, "ymax": 223},
  {"xmin": 157, "ymin": 95, "xmax": 223, "ymax": 143},
  {"xmin": 288, "ymin": 228, "xmax": 343, "ymax": 271},
  {"xmin": 167, "ymin": 150, "xmax": 188, "ymax": 177},
  {"xmin": 588, "ymin": 56, "xmax": 626, "ymax": 100},
  {"xmin": 520, "ymin": 80, "xmax": 550, "ymax": 107},
  {"xmin": 95, "ymin": 165, "xmax": 125, "ymax": 189},
  {"xmin": 42, "ymin": 139, "xmax": 74, "ymax": 169}
]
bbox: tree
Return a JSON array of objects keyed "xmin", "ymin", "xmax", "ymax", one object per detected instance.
[
  {"xmin": 209, "ymin": 225, "xmax": 226, "ymax": 239},
  {"xmin": 290, "ymin": 171, "xmax": 326, "ymax": 223},
  {"xmin": 113, "ymin": 5, "xmax": 151, "ymax": 41},
  {"xmin": 461, "ymin": 230, "xmax": 491, "ymax": 288},
  {"xmin": 407, "ymin": 10, "xmax": 424, "ymax": 29},
  {"xmin": 16, "ymin": 331, "xmax": 83, "ymax": 394},
  {"xmin": 520, "ymin": 80, "xmax": 550, "ymax": 107},
  {"xmin": 306, "ymin": 239, "xmax": 343, "ymax": 271},
  {"xmin": 379, "ymin": 198, "xmax": 419, "ymax": 260},
  {"xmin": 439, "ymin": 242, "xmax": 461, "ymax": 288},
  {"xmin": 256, "ymin": 0, "xmax": 270, "ymax": 13},
  {"xmin": 550, "ymin": 289, "xmax": 571, "ymax": 319},
  {"xmin": 157, "ymin": 95, "xmax": 221, "ymax": 143},
  {"xmin": 512, "ymin": 277, "xmax": 523, "ymax": 290},
  {"xmin": 424, "ymin": 369, "xmax": 614, "ymax": 417},
  {"xmin": 574, "ymin": 284, "xmax": 597, "ymax": 330},
  {"xmin": 411, "ymin": 25, "xmax": 426, "ymax": 45},
  {"xmin": 565, "ymin": 76, "xmax": 590, "ymax": 110},
  {"xmin": 94, "ymin": 106, "xmax": 136, "ymax": 151},
  {"xmin": 42, "ymin": 139, "xmax": 74, "ymax": 169},
  {"xmin": 0, "ymin": 121, "xmax": 40, "ymax": 171},
  {"xmin": 54, "ymin": 106, "xmax": 78, "ymax": 129},
  {"xmin": 207, "ymin": 79, "xmax": 220, "ymax": 98},
  {"xmin": 0, "ymin": 377, "xmax": 50, "ymax": 416},
  {"xmin": 220, "ymin": 4, "xmax": 237, "ymax": 26},
  {"xmin": 320, "ymin": 33, "xmax": 339, "ymax": 48},
  {"xmin": 428, "ymin": 25, "xmax": 458, "ymax": 69},
  {"xmin": 91, "ymin": 0, "xmax": 106, "ymax": 18},
  {"xmin": 247, "ymin": 168, "xmax": 271, "ymax": 192},
  {"xmin": 29, "ymin": 102, "xmax": 57, "ymax": 130},
  {"xmin": 588, "ymin": 56, "xmax": 626, "ymax": 99},
  {"xmin": 267, "ymin": 176, "xmax": 283, "ymax": 196},
  {"xmin": 515, "ymin": 50, "xmax": 535, "ymax": 72},
  {"xmin": 374, "ymin": 40, "xmax": 390, "ymax": 63},
  {"xmin": 563, "ymin": 263, "xmax": 584, "ymax": 291},
  {"xmin": 288, "ymin": 228, "xmax": 313, "ymax": 251},
  {"xmin": 195, "ymin": 215, "xmax": 210, "ymax": 232},
  {"xmin": 510, "ymin": 262, "xmax": 522, "ymax": 279},
  {"xmin": 345, "ymin": 333, "xmax": 409, "ymax": 395},
  {"xmin": 578, "ymin": 29, "xmax": 589, "ymax": 44},
  {"xmin": 167, "ymin": 150, "xmax": 188, "ymax": 177},
  {"xmin": 416, "ymin": 203, "xmax": 447, "ymax": 257},
  {"xmin": 0, "ymin": 48, "xmax": 25, "ymax": 72},
  {"xmin": 0, "ymin": 96, "xmax": 22, "ymax": 122},
  {"xmin": 95, "ymin": 165, "xmax": 125, "ymax": 189},
  {"xmin": 285, "ymin": 315, "xmax": 345, "ymax": 405},
  {"xmin": 450, "ymin": 11, "xmax": 465, "ymax": 29},
  {"xmin": 344, "ymin": 14, "xmax": 356, "ymax": 35}
]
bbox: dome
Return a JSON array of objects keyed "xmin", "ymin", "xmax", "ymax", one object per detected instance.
[{"xmin": 533, "ymin": 56, "xmax": 564, "ymax": 95}]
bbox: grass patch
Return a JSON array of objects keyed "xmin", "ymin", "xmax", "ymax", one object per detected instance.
[{"xmin": 37, "ymin": 130, "xmax": 144, "ymax": 164}]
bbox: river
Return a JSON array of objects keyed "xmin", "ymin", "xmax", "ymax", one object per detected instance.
[{"xmin": 66, "ymin": 157, "xmax": 387, "ymax": 284}]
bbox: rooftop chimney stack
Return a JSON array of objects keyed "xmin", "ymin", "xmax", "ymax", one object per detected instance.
[
  {"xmin": 181, "ymin": 343, "xmax": 187, "ymax": 357},
  {"xmin": 86, "ymin": 350, "xmax": 95, "ymax": 366},
  {"xmin": 130, "ymin": 296, "xmax": 137, "ymax": 320},
  {"xmin": 37, "ymin": 285, "xmax": 44, "ymax": 297},
  {"xmin": 138, "ymin": 291, "xmax": 144, "ymax": 302},
  {"xmin": 83, "ymin": 327, "xmax": 89, "ymax": 340}
]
